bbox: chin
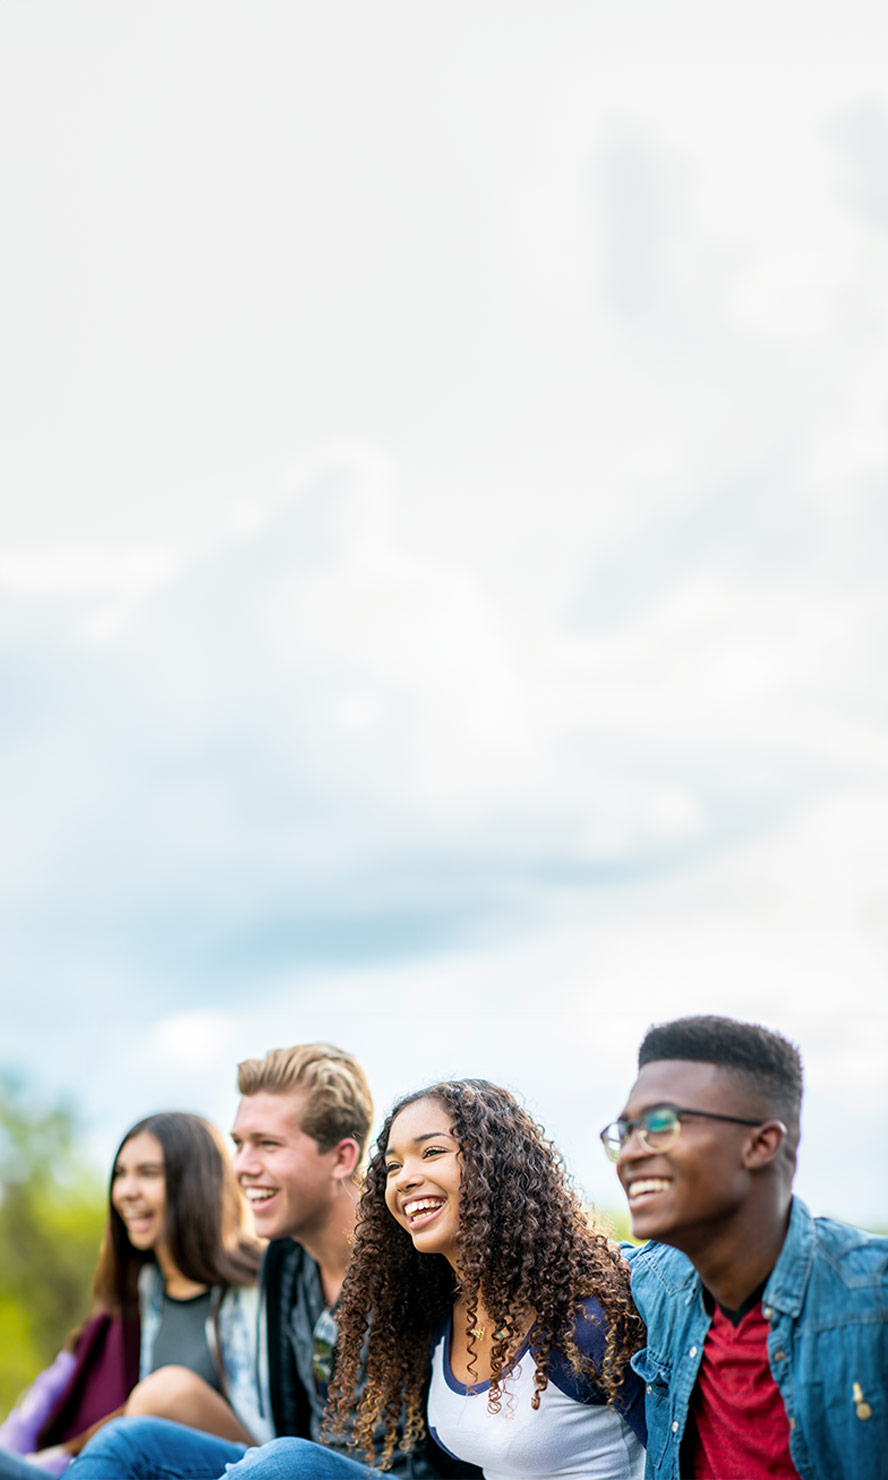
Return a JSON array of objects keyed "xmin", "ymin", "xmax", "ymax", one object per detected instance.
[{"xmin": 628, "ymin": 1207, "xmax": 670, "ymax": 1242}]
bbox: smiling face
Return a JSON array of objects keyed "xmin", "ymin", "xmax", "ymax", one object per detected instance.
[
  {"xmin": 383, "ymin": 1096, "xmax": 463, "ymax": 1268},
  {"xmin": 231, "ymin": 1089, "xmax": 345, "ymax": 1241},
  {"xmin": 111, "ymin": 1130, "xmax": 167, "ymax": 1251},
  {"xmin": 616, "ymin": 1059, "xmax": 765, "ymax": 1253}
]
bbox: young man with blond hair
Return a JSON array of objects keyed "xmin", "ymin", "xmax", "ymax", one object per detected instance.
[{"xmin": 231, "ymin": 1043, "xmax": 373, "ymax": 1442}]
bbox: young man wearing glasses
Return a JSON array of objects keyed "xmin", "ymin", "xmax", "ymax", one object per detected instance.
[{"xmin": 600, "ymin": 1014, "xmax": 887, "ymax": 1480}]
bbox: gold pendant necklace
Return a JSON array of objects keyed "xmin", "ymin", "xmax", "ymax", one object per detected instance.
[{"xmin": 468, "ymin": 1324, "xmax": 507, "ymax": 1342}]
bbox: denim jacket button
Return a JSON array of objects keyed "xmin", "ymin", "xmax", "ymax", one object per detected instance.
[
  {"xmin": 689, "ymin": 1346, "xmax": 698, "ymax": 1358},
  {"xmin": 774, "ymin": 1350, "xmax": 786, "ymax": 1360},
  {"xmin": 762, "ymin": 1305, "xmax": 773, "ymax": 1320},
  {"xmin": 672, "ymin": 1422, "xmax": 679, "ymax": 1433},
  {"xmin": 646, "ymin": 1385, "xmax": 653, "ymax": 1394}
]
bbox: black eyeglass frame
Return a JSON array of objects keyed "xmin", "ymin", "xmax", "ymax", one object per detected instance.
[{"xmin": 599, "ymin": 1102, "xmax": 766, "ymax": 1162}]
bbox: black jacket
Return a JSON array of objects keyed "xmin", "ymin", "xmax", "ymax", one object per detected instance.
[{"xmin": 263, "ymin": 1238, "xmax": 315, "ymax": 1442}]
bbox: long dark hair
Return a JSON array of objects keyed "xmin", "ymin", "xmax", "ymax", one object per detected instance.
[
  {"xmin": 327, "ymin": 1079, "xmax": 644, "ymax": 1468},
  {"xmin": 92, "ymin": 1111, "xmax": 261, "ymax": 1317}
]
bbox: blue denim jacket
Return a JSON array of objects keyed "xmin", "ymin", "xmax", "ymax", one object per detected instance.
[{"xmin": 625, "ymin": 1197, "xmax": 888, "ymax": 1480}]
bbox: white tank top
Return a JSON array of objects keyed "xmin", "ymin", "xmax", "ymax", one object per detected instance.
[{"xmin": 426, "ymin": 1304, "xmax": 645, "ymax": 1480}]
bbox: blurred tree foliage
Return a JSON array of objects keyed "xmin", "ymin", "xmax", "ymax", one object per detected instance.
[{"xmin": 0, "ymin": 1072, "xmax": 106, "ymax": 1416}]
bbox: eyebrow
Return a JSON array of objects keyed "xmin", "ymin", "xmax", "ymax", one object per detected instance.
[
  {"xmin": 387, "ymin": 1130, "xmax": 453, "ymax": 1153},
  {"xmin": 618, "ymin": 1100, "xmax": 678, "ymax": 1117}
]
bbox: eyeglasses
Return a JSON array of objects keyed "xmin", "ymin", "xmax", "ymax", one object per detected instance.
[{"xmin": 599, "ymin": 1103, "xmax": 764, "ymax": 1162}]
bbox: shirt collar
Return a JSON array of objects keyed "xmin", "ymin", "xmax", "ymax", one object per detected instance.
[{"xmin": 762, "ymin": 1195, "xmax": 814, "ymax": 1318}]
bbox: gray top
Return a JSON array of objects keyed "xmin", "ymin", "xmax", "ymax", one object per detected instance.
[{"xmin": 150, "ymin": 1288, "xmax": 221, "ymax": 1392}]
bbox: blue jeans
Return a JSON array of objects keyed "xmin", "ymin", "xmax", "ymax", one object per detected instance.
[
  {"xmin": 230, "ymin": 1441, "xmax": 379, "ymax": 1479},
  {"xmin": 69, "ymin": 1419, "xmax": 246, "ymax": 1480},
  {"xmin": 69, "ymin": 1421, "xmax": 379, "ymax": 1480},
  {"xmin": 0, "ymin": 1451, "xmax": 58, "ymax": 1480}
]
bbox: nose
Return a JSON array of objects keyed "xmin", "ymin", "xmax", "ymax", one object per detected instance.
[
  {"xmin": 233, "ymin": 1143, "xmax": 260, "ymax": 1178},
  {"xmin": 393, "ymin": 1158, "xmax": 423, "ymax": 1193},
  {"xmin": 616, "ymin": 1124, "xmax": 648, "ymax": 1166}
]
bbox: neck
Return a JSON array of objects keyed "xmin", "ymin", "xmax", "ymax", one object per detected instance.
[
  {"xmin": 689, "ymin": 1191, "xmax": 793, "ymax": 1311},
  {"xmin": 154, "ymin": 1243, "xmax": 208, "ymax": 1300},
  {"xmin": 453, "ymin": 1290, "xmax": 493, "ymax": 1324},
  {"xmin": 296, "ymin": 1180, "xmax": 360, "ymax": 1308}
]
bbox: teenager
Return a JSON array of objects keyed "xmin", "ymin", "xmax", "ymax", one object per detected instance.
[
  {"xmin": 69, "ymin": 1045, "xmax": 447, "ymax": 1479},
  {"xmin": 186, "ymin": 1078, "xmax": 646, "ymax": 1478},
  {"xmin": 599, "ymin": 1014, "xmax": 888, "ymax": 1480},
  {"xmin": 0, "ymin": 1112, "xmax": 265, "ymax": 1480}
]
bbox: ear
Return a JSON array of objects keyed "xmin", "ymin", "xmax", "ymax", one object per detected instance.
[
  {"xmin": 743, "ymin": 1120, "xmax": 787, "ymax": 1171},
  {"xmin": 330, "ymin": 1137, "xmax": 361, "ymax": 1182}
]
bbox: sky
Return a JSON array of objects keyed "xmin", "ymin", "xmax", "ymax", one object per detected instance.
[{"xmin": 1, "ymin": 2, "xmax": 887, "ymax": 1230}]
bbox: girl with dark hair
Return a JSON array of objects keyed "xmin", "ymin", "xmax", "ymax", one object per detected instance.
[
  {"xmin": 211, "ymin": 1078, "xmax": 646, "ymax": 1478},
  {"xmin": 333, "ymin": 1079, "xmax": 645, "ymax": 1476},
  {"xmin": 0, "ymin": 1112, "xmax": 270, "ymax": 1480}
]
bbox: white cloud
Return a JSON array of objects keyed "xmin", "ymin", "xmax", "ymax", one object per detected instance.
[
  {"xmin": 152, "ymin": 1011, "xmax": 242, "ymax": 1070},
  {"xmin": 1, "ymin": 1, "xmax": 887, "ymax": 1231}
]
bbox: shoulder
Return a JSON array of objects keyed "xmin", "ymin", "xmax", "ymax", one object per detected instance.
[
  {"xmin": 545, "ymin": 1298, "xmax": 647, "ymax": 1445},
  {"xmin": 569, "ymin": 1296, "xmax": 609, "ymax": 1366},
  {"xmin": 622, "ymin": 1240, "xmax": 697, "ymax": 1317},
  {"xmin": 541, "ymin": 1296, "xmax": 613, "ymax": 1395},
  {"xmin": 541, "ymin": 1297, "xmax": 626, "ymax": 1397},
  {"xmin": 807, "ymin": 1208, "xmax": 888, "ymax": 1296},
  {"xmin": 812, "ymin": 1214, "xmax": 888, "ymax": 1264},
  {"xmin": 759, "ymin": 1200, "xmax": 888, "ymax": 1380},
  {"xmin": 773, "ymin": 1196, "xmax": 888, "ymax": 1307}
]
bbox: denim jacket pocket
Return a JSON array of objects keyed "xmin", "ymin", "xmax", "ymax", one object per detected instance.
[{"xmin": 632, "ymin": 1346, "xmax": 674, "ymax": 1473}]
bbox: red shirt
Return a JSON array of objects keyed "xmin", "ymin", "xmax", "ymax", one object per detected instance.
[{"xmin": 686, "ymin": 1299, "xmax": 799, "ymax": 1478}]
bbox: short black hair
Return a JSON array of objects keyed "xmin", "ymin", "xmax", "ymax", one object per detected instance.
[{"xmin": 638, "ymin": 1014, "xmax": 803, "ymax": 1131}]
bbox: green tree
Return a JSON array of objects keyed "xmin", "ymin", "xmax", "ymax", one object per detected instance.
[{"xmin": 0, "ymin": 1072, "xmax": 106, "ymax": 1415}]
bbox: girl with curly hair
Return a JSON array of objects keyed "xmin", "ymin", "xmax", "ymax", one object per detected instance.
[{"xmin": 219, "ymin": 1078, "xmax": 645, "ymax": 1478}]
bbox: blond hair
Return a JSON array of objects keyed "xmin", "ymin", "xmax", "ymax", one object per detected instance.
[{"xmin": 237, "ymin": 1042, "xmax": 374, "ymax": 1159}]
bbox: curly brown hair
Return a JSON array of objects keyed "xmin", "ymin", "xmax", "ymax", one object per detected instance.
[{"xmin": 326, "ymin": 1079, "xmax": 644, "ymax": 1468}]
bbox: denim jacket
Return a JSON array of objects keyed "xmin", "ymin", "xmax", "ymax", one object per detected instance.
[
  {"xmin": 625, "ymin": 1197, "xmax": 888, "ymax": 1480},
  {"xmin": 138, "ymin": 1265, "xmax": 273, "ymax": 1444}
]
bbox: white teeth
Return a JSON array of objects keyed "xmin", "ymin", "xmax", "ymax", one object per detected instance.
[
  {"xmin": 404, "ymin": 1198, "xmax": 444, "ymax": 1219},
  {"xmin": 245, "ymin": 1188, "xmax": 276, "ymax": 1202},
  {"xmin": 628, "ymin": 1179, "xmax": 670, "ymax": 1200}
]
